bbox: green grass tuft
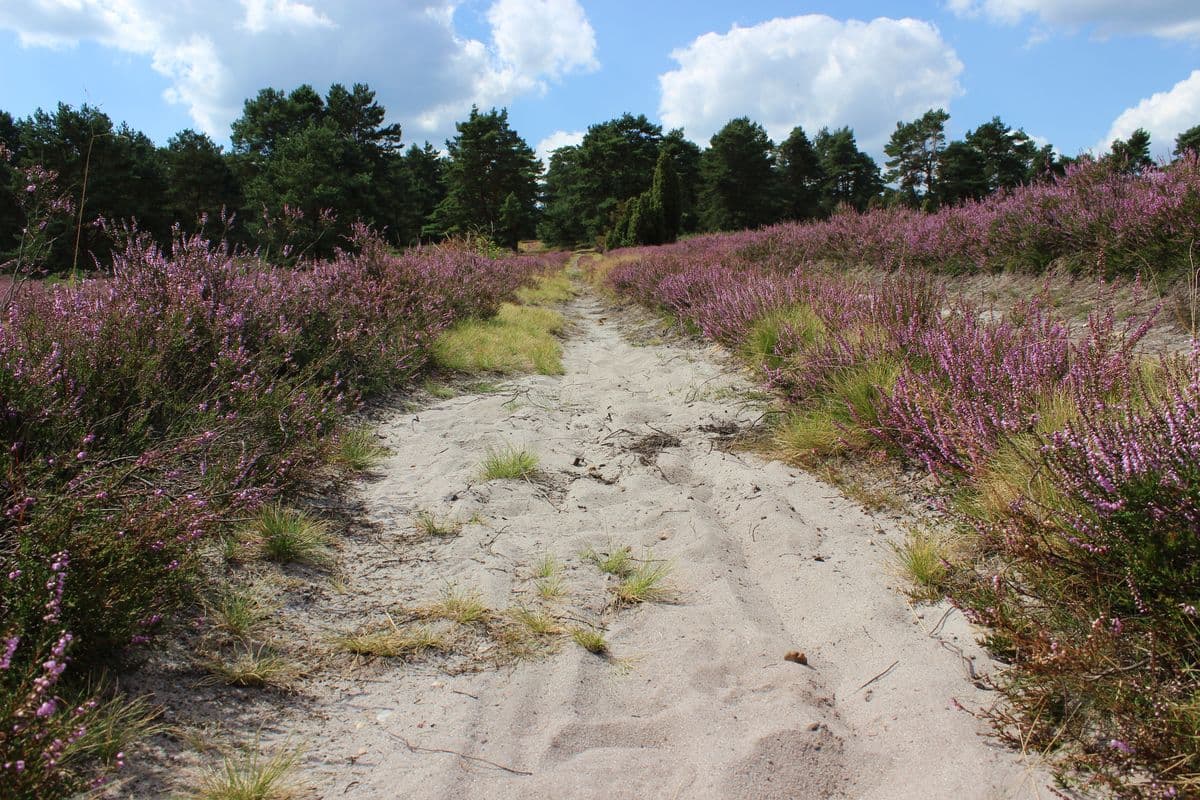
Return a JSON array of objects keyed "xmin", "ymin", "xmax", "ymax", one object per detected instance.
[
  {"xmin": 571, "ymin": 627, "xmax": 608, "ymax": 654},
  {"xmin": 209, "ymin": 588, "xmax": 276, "ymax": 640},
  {"xmin": 582, "ymin": 546, "xmax": 634, "ymax": 577},
  {"xmin": 247, "ymin": 505, "xmax": 334, "ymax": 567},
  {"xmin": 615, "ymin": 560, "xmax": 673, "ymax": 605},
  {"xmin": 425, "ymin": 587, "xmax": 490, "ymax": 624},
  {"xmin": 510, "ymin": 607, "xmax": 562, "ymax": 636},
  {"xmin": 892, "ymin": 528, "xmax": 950, "ymax": 602},
  {"xmin": 412, "ymin": 510, "xmax": 463, "ymax": 537},
  {"xmin": 535, "ymin": 574, "xmax": 566, "ymax": 600},
  {"xmin": 333, "ymin": 623, "xmax": 448, "ymax": 659},
  {"xmin": 202, "ymin": 644, "xmax": 299, "ymax": 688},
  {"xmin": 740, "ymin": 304, "xmax": 826, "ymax": 370},
  {"xmin": 532, "ymin": 553, "xmax": 560, "ymax": 579},
  {"xmin": 775, "ymin": 409, "xmax": 850, "ymax": 459},
  {"xmin": 332, "ymin": 427, "xmax": 386, "ymax": 471},
  {"xmin": 480, "ymin": 444, "xmax": 539, "ymax": 480}
]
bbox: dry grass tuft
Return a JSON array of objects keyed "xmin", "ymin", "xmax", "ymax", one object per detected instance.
[
  {"xmin": 333, "ymin": 620, "xmax": 449, "ymax": 659},
  {"xmin": 201, "ymin": 644, "xmax": 299, "ymax": 688},
  {"xmin": 187, "ymin": 743, "xmax": 303, "ymax": 800}
]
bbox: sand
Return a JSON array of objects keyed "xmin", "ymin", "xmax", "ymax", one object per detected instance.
[{"xmin": 264, "ymin": 290, "xmax": 1050, "ymax": 800}]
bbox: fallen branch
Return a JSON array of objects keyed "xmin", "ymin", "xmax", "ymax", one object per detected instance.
[
  {"xmin": 389, "ymin": 733, "xmax": 533, "ymax": 776},
  {"xmin": 856, "ymin": 659, "xmax": 900, "ymax": 692}
]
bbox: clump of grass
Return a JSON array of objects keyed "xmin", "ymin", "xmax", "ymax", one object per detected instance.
[
  {"xmin": 480, "ymin": 444, "xmax": 539, "ymax": 480},
  {"xmin": 332, "ymin": 427, "xmax": 386, "ymax": 471},
  {"xmin": 433, "ymin": 302, "xmax": 565, "ymax": 375},
  {"xmin": 535, "ymin": 574, "xmax": 566, "ymax": 600},
  {"xmin": 532, "ymin": 553, "xmax": 560, "ymax": 579},
  {"xmin": 892, "ymin": 528, "xmax": 950, "ymax": 601},
  {"xmin": 740, "ymin": 304, "xmax": 826, "ymax": 370},
  {"xmin": 334, "ymin": 622, "xmax": 448, "ymax": 658},
  {"xmin": 209, "ymin": 588, "xmax": 276, "ymax": 640},
  {"xmin": 70, "ymin": 688, "xmax": 165, "ymax": 766},
  {"xmin": 516, "ymin": 272, "xmax": 577, "ymax": 305},
  {"xmin": 423, "ymin": 379, "xmax": 458, "ymax": 399},
  {"xmin": 824, "ymin": 360, "xmax": 899, "ymax": 428},
  {"xmin": 188, "ymin": 743, "xmax": 303, "ymax": 800},
  {"xmin": 774, "ymin": 360, "xmax": 899, "ymax": 461},
  {"xmin": 202, "ymin": 644, "xmax": 299, "ymax": 688},
  {"xmin": 424, "ymin": 587, "xmax": 490, "ymax": 625},
  {"xmin": 571, "ymin": 627, "xmax": 608, "ymax": 655},
  {"xmin": 582, "ymin": 546, "xmax": 634, "ymax": 577},
  {"xmin": 246, "ymin": 505, "xmax": 334, "ymax": 567},
  {"xmin": 775, "ymin": 409, "xmax": 847, "ymax": 459},
  {"xmin": 510, "ymin": 607, "xmax": 562, "ymax": 636},
  {"xmin": 412, "ymin": 510, "xmax": 463, "ymax": 537},
  {"xmin": 615, "ymin": 560, "xmax": 673, "ymax": 605}
]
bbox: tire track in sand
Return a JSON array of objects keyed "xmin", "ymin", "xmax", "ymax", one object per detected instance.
[{"xmin": 292, "ymin": 289, "xmax": 1045, "ymax": 800}]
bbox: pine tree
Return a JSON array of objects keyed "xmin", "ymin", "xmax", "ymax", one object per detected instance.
[
  {"xmin": 428, "ymin": 107, "xmax": 540, "ymax": 241},
  {"xmin": 813, "ymin": 127, "xmax": 882, "ymax": 213},
  {"xmin": 162, "ymin": 129, "xmax": 243, "ymax": 232},
  {"xmin": 883, "ymin": 109, "xmax": 949, "ymax": 207},
  {"xmin": 1110, "ymin": 128, "xmax": 1154, "ymax": 174},
  {"xmin": 776, "ymin": 125, "xmax": 824, "ymax": 220},
  {"xmin": 1174, "ymin": 125, "xmax": 1200, "ymax": 159},
  {"xmin": 698, "ymin": 118, "xmax": 778, "ymax": 231}
]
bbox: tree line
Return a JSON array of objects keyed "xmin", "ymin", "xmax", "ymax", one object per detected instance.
[{"xmin": 2, "ymin": 81, "xmax": 1199, "ymax": 270}]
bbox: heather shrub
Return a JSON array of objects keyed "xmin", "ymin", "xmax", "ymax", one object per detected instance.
[
  {"xmin": 961, "ymin": 355, "xmax": 1200, "ymax": 796},
  {"xmin": 625, "ymin": 156, "xmax": 1200, "ymax": 280},
  {"xmin": 1, "ymin": 223, "xmax": 557, "ymax": 794}
]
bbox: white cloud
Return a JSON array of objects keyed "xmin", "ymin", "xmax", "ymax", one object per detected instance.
[
  {"xmin": 658, "ymin": 15, "xmax": 963, "ymax": 156},
  {"xmin": 0, "ymin": 0, "xmax": 598, "ymax": 144},
  {"xmin": 1098, "ymin": 70, "xmax": 1200, "ymax": 158},
  {"xmin": 240, "ymin": 0, "xmax": 335, "ymax": 35},
  {"xmin": 488, "ymin": 0, "xmax": 598, "ymax": 86},
  {"xmin": 535, "ymin": 129, "xmax": 585, "ymax": 164},
  {"xmin": 948, "ymin": 0, "xmax": 1200, "ymax": 41}
]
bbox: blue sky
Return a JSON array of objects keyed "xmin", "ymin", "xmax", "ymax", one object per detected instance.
[{"xmin": 1, "ymin": 1, "xmax": 1197, "ymax": 163}]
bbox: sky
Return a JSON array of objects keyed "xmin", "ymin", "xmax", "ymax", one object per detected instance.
[{"xmin": 0, "ymin": 0, "xmax": 1197, "ymax": 166}]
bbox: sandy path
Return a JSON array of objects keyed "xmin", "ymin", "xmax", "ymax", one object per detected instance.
[{"xmin": 296, "ymin": 291, "xmax": 1044, "ymax": 799}]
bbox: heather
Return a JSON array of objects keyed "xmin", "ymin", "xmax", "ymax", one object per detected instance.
[
  {"xmin": 0, "ymin": 228, "xmax": 560, "ymax": 797},
  {"xmin": 603, "ymin": 171, "xmax": 1200, "ymax": 795},
  {"xmin": 624, "ymin": 156, "xmax": 1200, "ymax": 279}
]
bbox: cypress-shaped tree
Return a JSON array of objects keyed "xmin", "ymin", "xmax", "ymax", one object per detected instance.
[{"xmin": 650, "ymin": 150, "xmax": 681, "ymax": 243}]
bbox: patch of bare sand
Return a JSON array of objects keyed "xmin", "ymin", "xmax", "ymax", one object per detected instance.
[{"xmin": 257, "ymin": 292, "xmax": 1049, "ymax": 799}]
